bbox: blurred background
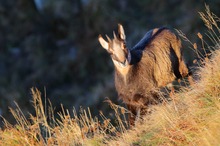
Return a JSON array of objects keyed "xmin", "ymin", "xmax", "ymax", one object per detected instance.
[{"xmin": 0, "ymin": 0, "xmax": 219, "ymax": 126}]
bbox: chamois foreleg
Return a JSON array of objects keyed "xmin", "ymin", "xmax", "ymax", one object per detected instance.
[{"xmin": 127, "ymin": 104, "xmax": 136, "ymax": 126}]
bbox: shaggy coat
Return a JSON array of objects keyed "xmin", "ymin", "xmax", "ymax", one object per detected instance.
[{"xmin": 98, "ymin": 25, "xmax": 189, "ymax": 125}]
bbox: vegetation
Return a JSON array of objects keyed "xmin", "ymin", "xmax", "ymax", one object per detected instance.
[
  {"xmin": 0, "ymin": 5, "xmax": 220, "ymax": 146},
  {"xmin": 0, "ymin": 0, "xmax": 219, "ymax": 126}
]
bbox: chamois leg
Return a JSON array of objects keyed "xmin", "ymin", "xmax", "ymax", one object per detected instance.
[
  {"xmin": 127, "ymin": 105, "xmax": 144, "ymax": 127},
  {"xmin": 135, "ymin": 108, "xmax": 141, "ymax": 125},
  {"xmin": 127, "ymin": 105, "xmax": 137, "ymax": 127},
  {"xmin": 172, "ymin": 39, "xmax": 189, "ymax": 77}
]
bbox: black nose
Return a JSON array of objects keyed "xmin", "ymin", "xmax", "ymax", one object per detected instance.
[{"xmin": 122, "ymin": 59, "xmax": 126, "ymax": 65}]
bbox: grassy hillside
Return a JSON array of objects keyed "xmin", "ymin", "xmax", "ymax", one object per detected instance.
[{"xmin": 0, "ymin": 5, "xmax": 220, "ymax": 146}]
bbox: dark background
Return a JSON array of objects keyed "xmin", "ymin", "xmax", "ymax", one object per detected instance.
[{"xmin": 0, "ymin": 0, "xmax": 219, "ymax": 125}]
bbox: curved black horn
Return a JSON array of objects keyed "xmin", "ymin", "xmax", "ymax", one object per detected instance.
[
  {"xmin": 105, "ymin": 35, "xmax": 111, "ymax": 42},
  {"xmin": 113, "ymin": 31, "xmax": 117, "ymax": 39}
]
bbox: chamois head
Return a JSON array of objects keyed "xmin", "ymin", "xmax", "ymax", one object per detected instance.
[{"xmin": 98, "ymin": 24, "xmax": 129, "ymax": 67}]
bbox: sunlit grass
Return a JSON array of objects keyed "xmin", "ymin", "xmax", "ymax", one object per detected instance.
[{"xmin": 0, "ymin": 88, "xmax": 130, "ymax": 146}]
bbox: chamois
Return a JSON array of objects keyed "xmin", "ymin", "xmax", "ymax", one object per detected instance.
[{"xmin": 98, "ymin": 24, "xmax": 189, "ymax": 125}]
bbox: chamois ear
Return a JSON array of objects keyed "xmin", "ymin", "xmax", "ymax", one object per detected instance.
[
  {"xmin": 118, "ymin": 24, "xmax": 126, "ymax": 40},
  {"xmin": 98, "ymin": 35, "xmax": 109, "ymax": 50}
]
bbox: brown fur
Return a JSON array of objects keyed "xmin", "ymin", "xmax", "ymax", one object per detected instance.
[{"xmin": 98, "ymin": 25, "xmax": 189, "ymax": 126}]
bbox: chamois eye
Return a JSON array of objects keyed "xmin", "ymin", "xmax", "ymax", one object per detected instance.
[
  {"xmin": 111, "ymin": 54, "xmax": 117, "ymax": 61},
  {"xmin": 107, "ymin": 48, "xmax": 114, "ymax": 55},
  {"xmin": 121, "ymin": 42, "xmax": 126, "ymax": 49}
]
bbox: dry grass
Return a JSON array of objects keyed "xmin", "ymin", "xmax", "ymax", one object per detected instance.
[
  {"xmin": 1, "ymin": 5, "xmax": 220, "ymax": 146},
  {"xmin": 0, "ymin": 88, "xmax": 130, "ymax": 146}
]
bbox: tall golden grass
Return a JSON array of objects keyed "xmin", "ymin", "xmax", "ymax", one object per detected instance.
[
  {"xmin": 0, "ymin": 88, "xmax": 130, "ymax": 146},
  {"xmin": 0, "ymin": 5, "xmax": 220, "ymax": 146}
]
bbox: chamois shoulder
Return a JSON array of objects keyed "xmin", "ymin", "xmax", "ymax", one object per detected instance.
[
  {"xmin": 128, "ymin": 27, "xmax": 171, "ymax": 64},
  {"xmin": 131, "ymin": 27, "xmax": 170, "ymax": 51}
]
